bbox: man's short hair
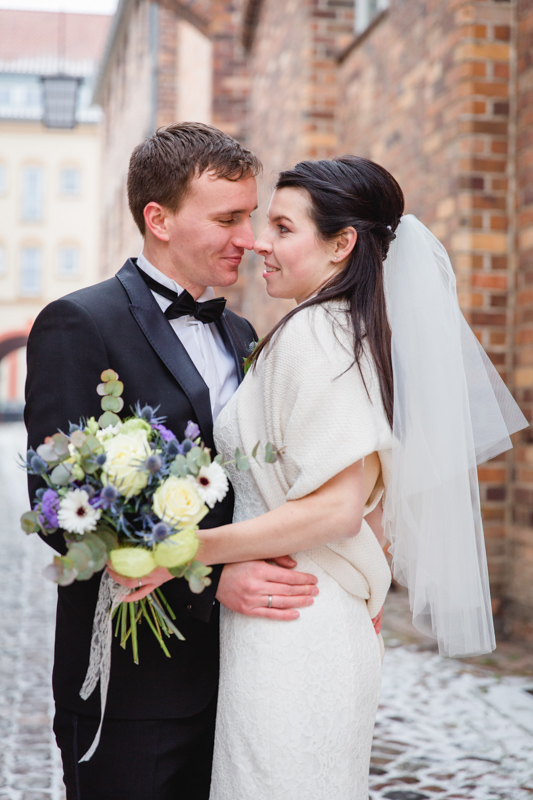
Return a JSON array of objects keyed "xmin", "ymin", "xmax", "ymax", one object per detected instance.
[{"xmin": 127, "ymin": 122, "xmax": 262, "ymax": 235}]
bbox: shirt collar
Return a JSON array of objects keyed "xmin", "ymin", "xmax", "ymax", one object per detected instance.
[{"xmin": 137, "ymin": 251, "xmax": 216, "ymax": 303}]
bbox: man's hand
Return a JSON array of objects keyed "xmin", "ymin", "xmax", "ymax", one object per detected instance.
[{"xmin": 216, "ymin": 560, "xmax": 319, "ymax": 620}]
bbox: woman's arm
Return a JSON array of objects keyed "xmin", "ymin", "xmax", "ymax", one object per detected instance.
[
  {"xmin": 110, "ymin": 459, "xmax": 365, "ymax": 600},
  {"xmin": 197, "ymin": 459, "xmax": 365, "ymax": 566}
]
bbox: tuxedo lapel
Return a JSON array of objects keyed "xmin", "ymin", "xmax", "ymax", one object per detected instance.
[
  {"xmin": 116, "ymin": 260, "xmax": 215, "ymax": 450},
  {"xmin": 217, "ymin": 311, "xmax": 254, "ymax": 383}
]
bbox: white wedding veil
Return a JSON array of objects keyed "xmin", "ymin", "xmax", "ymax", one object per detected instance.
[{"xmin": 382, "ymin": 214, "xmax": 528, "ymax": 657}]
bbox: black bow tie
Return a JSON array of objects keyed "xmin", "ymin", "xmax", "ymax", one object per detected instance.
[{"xmin": 138, "ymin": 267, "xmax": 226, "ymax": 324}]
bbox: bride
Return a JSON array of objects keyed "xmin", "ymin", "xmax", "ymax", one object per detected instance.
[{"xmin": 121, "ymin": 156, "xmax": 527, "ymax": 799}]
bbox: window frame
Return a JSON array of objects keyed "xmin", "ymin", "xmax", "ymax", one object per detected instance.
[
  {"xmin": 57, "ymin": 245, "xmax": 81, "ymax": 279},
  {"xmin": 21, "ymin": 165, "xmax": 44, "ymax": 222},
  {"xmin": 19, "ymin": 245, "xmax": 42, "ymax": 296},
  {"xmin": 354, "ymin": 0, "xmax": 389, "ymax": 35}
]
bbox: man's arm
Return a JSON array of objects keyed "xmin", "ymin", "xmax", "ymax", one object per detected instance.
[{"xmin": 25, "ymin": 298, "xmax": 109, "ymax": 553}]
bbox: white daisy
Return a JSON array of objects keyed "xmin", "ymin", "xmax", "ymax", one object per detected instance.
[
  {"xmin": 57, "ymin": 488, "xmax": 102, "ymax": 535},
  {"xmin": 191, "ymin": 462, "xmax": 229, "ymax": 509}
]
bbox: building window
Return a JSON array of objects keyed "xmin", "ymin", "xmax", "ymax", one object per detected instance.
[
  {"xmin": 60, "ymin": 167, "xmax": 81, "ymax": 196},
  {"xmin": 355, "ymin": 0, "xmax": 389, "ymax": 34},
  {"xmin": 0, "ymin": 87, "xmax": 10, "ymax": 105},
  {"xmin": 57, "ymin": 246, "xmax": 80, "ymax": 278},
  {"xmin": 21, "ymin": 166, "xmax": 44, "ymax": 222},
  {"xmin": 0, "ymin": 164, "xmax": 6, "ymax": 194},
  {"xmin": 0, "ymin": 245, "xmax": 5, "ymax": 276},
  {"xmin": 20, "ymin": 247, "xmax": 42, "ymax": 296}
]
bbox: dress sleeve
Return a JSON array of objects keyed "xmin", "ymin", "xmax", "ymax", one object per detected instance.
[{"xmin": 263, "ymin": 305, "xmax": 392, "ymax": 502}]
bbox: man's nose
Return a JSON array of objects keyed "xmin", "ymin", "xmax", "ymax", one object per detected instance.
[{"xmin": 233, "ymin": 218, "xmax": 256, "ymax": 251}]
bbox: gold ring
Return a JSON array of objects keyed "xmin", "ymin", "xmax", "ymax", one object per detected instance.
[{"xmin": 268, "ymin": 595, "xmax": 273, "ymax": 608}]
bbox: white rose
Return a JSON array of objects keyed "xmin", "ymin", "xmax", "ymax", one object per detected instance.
[
  {"xmin": 153, "ymin": 477, "xmax": 208, "ymax": 528},
  {"xmin": 102, "ymin": 429, "xmax": 151, "ymax": 499}
]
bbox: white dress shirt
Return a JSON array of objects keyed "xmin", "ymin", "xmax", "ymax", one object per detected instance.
[{"xmin": 137, "ymin": 252, "xmax": 239, "ymax": 421}]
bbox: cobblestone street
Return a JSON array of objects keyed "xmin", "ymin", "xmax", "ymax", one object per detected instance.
[
  {"xmin": 0, "ymin": 422, "xmax": 532, "ymax": 800},
  {"xmin": 0, "ymin": 423, "xmax": 63, "ymax": 800}
]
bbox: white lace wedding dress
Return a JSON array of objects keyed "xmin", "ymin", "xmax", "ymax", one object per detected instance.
[{"xmin": 209, "ymin": 390, "xmax": 383, "ymax": 800}]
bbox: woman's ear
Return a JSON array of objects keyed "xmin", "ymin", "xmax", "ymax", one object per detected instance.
[{"xmin": 333, "ymin": 227, "xmax": 357, "ymax": 263}]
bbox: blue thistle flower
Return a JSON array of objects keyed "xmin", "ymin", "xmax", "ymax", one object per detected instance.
[
  {"xmin": 98, "ymin": 485, "xmax": 119, "ymax": 509},
  {"xmin": 69, "ymin": 422, "xmax": 81, "ymax": 434},
  {"xmin": 30, "ymin": 455, "xmax": 48, "ymax": 474},
  {"xmin": 80, "ymin": 484, "xmax": 96, "ymax": 499},
  {"xmin": 182, "ymin": 438, "xmax": 193, "ymax": 454},
  {"xmin": 166, "ymin": 439, "xmax": 182, "ymax": 456},
  {"xmin": 95, "ymin": 453, "xmax": 107, "ymax": 466},
  {"xmin": 139, "ymin": 405, "xmax": 155, "ymax": 422},
  {"xmin": 152, "ymin": 522, "xmax": 171, "ymax": 542},
  {"xmin": 145, "ymin": 454, "xmax": 162, "ymax": 474}
]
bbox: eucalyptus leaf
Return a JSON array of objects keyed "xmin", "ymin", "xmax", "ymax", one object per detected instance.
[
  {"xmin": 251, "ymin": 441, "xmax": 260, "ymax": 459},
  {"xmin": 70, "ymin": 430, "xmax": 87, "ymax": 448},
  {"xmin": 170, "ymin": 454, "xmax": 189, "ymax": 478},
  {"xmin": 104, "ymin": 380, "xmax": 124, "ymax": 397},
  {"xmin": 264, "ymin": 442, "xmax": 278, "ymax": 463},
  {"xmin": 234, "ymin": 448, "xmax": 250, "ymax": 472},
  {"xmin": 168, "ymin": 564, "xmax": 188, "ymax": 578},
  {"xmin": 67, "ymin": 543, "xmax": 92, "ymax": 573},
  {"xmin": 99, "ymin": 411, "xmax": 121, "ymax": 429},
  {"xmin": 100, "ymin": 369, "xmax": 119, "ymax": 382},
  {"xmin": 20, "ymin": 510, "xmax": 40, "ymax": 534},
  {"xmin": 101, "ymin": 395, "xmax": 124, "ymax": 413},
  {"xmin": 50, "ymin": 462, "xmax": 74, "ymax": 486},
  {"xmin": 95, "ymin": 527, "xmax": 119, "ymax": 552},
  {"xmin": 96, "ymin": 383, "xmax": 107, "ymax": 396}
]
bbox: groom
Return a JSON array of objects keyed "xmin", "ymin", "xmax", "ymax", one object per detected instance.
[{"xmin": 24, "ymin": 122, "xmax": 319, "ymax": 800}]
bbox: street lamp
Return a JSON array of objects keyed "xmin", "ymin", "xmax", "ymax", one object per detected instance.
[{"xmin": 41, "ymin": 74, "xmax": 81, "ymax": 129}]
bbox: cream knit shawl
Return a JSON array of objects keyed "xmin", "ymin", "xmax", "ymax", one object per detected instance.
[{"xmin": 235, "ymin": 300, "xmax": 392, "ymax": 622}]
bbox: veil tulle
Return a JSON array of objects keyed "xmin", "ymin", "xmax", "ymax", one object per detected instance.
[{"xmin": 382, "ymin": 214, "xmax": 528, "ymax": 657}]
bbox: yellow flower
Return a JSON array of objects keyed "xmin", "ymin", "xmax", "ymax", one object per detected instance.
[
  {"xmin": 154, "ymin": 528, "xmax": 199, "ymax": 569},
  {"xmin": 102, "ymin": 430, "xmax": 151, "ymax": 499},
  {"xmin": 153, "ymin": 477, "xmax": 208, "ymax": 528},
  {"xmin": 110, "ymin": 547, "xmax": 156, "ymax": 578}
]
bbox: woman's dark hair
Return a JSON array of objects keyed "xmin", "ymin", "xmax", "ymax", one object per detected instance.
[{"xmin": 248, "ymin": 155, "xmax": 405, "ymax": 427}]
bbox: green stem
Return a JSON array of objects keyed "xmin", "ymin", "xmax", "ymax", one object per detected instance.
[
  {"xmin": 155, "ymin": 587, "xmax": 176, "ymax": 620},
  {"xmin": 130, "ymin": 602, "xmax": 139, "ymax": 665},
  {"xmin": 151, "ymin": 595, "xmax": 185, "ymax": 641},
  {"xmin": 120, "ymin": 601, "xmax": 128, "ymax": 649},
  {"xmin": 141, "ymin": 601, "xmax": 171, "ymax": 657}
]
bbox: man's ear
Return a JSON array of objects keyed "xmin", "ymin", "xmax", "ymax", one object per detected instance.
[
  {"xmin": 333, "ymin": 227, "xmax": 357, "ymax": 262},
  {"xmin": 144, "ymin": 202, "xmax": 170, "ymax": 242}
]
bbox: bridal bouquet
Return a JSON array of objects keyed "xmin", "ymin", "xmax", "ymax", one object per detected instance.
[{"xmin": 21, "ymin": 368, "xmax": 277, "ymax": 663}]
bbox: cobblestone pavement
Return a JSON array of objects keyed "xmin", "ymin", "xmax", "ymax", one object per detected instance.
[
  {"xmin": 371, "ymin": 594, "xmax": 533, "ymax": 799},
  {"xmin": 0, "ymin": 423, "xmax": 64, "ymax": 800},
  {"xmin": 1, "ymin": 422, "xmax": 532, "ymax": 800}
]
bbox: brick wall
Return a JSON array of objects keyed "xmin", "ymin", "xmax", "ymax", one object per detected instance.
[
  {"xmin": 238, "ymin": 0, "xmax": 354, "ymax": 331},
  {"xmin": 507, "ymin": 0, "xmax": 533, "ymax": 640}
]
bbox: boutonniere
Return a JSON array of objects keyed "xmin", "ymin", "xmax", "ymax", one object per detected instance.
[{"xmin": 243, "ymin": 339, "xmax": 262, "ymax": 374}]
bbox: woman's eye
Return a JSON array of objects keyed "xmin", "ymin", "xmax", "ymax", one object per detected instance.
[{"xmin": 278, "ymin": 225, "xmax": 289, "ymax": 233}]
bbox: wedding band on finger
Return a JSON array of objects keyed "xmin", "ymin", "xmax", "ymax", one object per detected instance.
[
  {"xmin": 268, "ymin": 595, "xmax": 273, "ymax": 608},
  {"xmin": 138, "ymin": 579, "xmax": 143, "ymax": 588}
]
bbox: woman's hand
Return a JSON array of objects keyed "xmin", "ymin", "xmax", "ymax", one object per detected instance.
[
  {"xmin": 106, "ymin": 564, "xmax": 174, "ymax": 602},
  {"xmin": 372, "ymin": 606, "xmax": 383, "ymax": 635}
]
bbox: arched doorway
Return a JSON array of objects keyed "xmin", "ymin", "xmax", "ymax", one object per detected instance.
[{"xmin": 0, "ymin": 331, "xmax": 29, "ymax": 421}]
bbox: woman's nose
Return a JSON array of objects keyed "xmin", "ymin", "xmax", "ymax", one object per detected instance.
[{"xmin": 254, "ymin": 228, "xmax": 271, "ymax": 256}]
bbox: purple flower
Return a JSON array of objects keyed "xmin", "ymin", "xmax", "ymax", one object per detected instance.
[
  {"xmin": 40, "ymin": 489, "xmax": 60, "ymax": 528},
  {"xmin": 184, "ymin": 420, "xmax": 200, "ymax": 441},
  {"xmin": 153, "ymin": 423, "xmax": 176, "ymax": 443}
]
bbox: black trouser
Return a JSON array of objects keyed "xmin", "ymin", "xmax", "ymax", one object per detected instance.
[{"xmin": 53, "ymin": 697, "xmax": 217, "ymax": 800}]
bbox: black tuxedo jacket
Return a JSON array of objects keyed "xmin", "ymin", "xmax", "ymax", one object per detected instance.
[{"xmin": 24, "ymin": 259, "xmax": 257, "ymax": 720}]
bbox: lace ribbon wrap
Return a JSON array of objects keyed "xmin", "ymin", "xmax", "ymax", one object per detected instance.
[
  {"xmin": 78, "ymin": 571, "xmax": 130, "ymax": 762},
  {"xmin": 383, "ymin": 215, "xmax": 528, "ymax": 657}
]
